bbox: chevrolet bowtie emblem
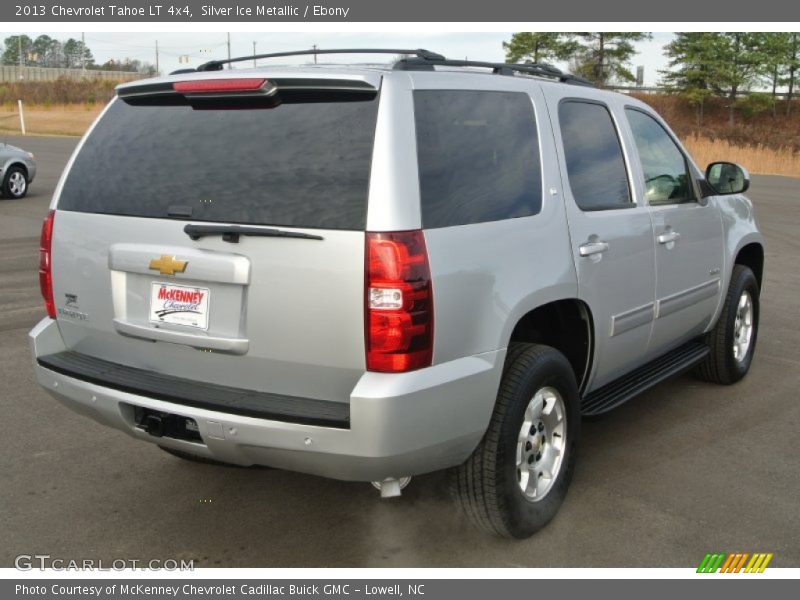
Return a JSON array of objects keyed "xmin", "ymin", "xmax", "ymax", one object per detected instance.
[{"xmin": 148, "ymin": 255, "xmax": 188, "ymax": 276}]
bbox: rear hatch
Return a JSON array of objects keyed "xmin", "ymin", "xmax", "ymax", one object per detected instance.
[{"xmin": 49, "ymin": 73, "xmax": 381, "ymax": 403}]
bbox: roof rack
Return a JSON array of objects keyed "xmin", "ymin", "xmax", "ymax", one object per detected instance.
[
  {"xmin": 394, "ymin": 56, "xmax": 593, "ymax": 86},
  {"xmin": 196, "ymin": 48, "xmax": 444, "ymax": 72},
  {"xmin": 190, "ymin": 47, "xmax": 592, "ymax": 87}
]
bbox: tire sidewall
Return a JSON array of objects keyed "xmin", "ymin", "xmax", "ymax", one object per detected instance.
[{"xmin": 497, "ymin": 351, "xmax": 580, "ymax": 538}]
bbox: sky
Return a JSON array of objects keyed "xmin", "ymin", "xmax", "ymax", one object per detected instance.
[{"xmin": 12, "ymin": 31, "xmax": 675, "ymax": 85}]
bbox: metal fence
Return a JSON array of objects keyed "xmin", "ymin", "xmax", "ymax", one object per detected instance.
[{"xmin": 0, "ymin": 65, "xmax": 146, "ymax": 83}]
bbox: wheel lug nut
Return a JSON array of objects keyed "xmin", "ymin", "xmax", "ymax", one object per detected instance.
[
  {"xmin": 529, "ymin": 426, "xmax": 536, "ymax": 435},
  {"xmin": 536, "ymin": 453, "xmax": 542, "ymax": 461},
  {"xmin": 538, "ymin": 423, "xmax": 544, "ymax": 432},
  {"xmin": 527, "ymin": 455, "xmax": 535, "ymax": 465},
  {"xmin": 525, "ymin": 442, "xmax": 532, "ymax": 451}
]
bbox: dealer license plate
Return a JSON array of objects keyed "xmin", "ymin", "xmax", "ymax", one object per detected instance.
[{"xmin": 149, "ymin": 282, "xmax": 210, "ymax": 330}]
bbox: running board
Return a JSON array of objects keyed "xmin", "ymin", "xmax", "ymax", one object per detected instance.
[{"xmin": 581, "ymin": 341, "xmax": 710, "ymax": 416}]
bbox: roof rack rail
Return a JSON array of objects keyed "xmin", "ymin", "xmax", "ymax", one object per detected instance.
[
  {"xmin": 394, "ymin": 56, "xmax": 593, "ymax": 86},
  {"xmin": 190, "ymin": 47, "xmax": 592, "ymax": 87},
  {"xmin": 196, "ymin": 48, "xmax": 445, "ymax": 72}
]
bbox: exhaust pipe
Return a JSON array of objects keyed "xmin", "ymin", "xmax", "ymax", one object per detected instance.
[{"xmin": 371, "ymin": 476, "xmax": 411, "ymax": 498}]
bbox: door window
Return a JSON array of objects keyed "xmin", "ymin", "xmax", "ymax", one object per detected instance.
[
  {"xmin": 625, "ymin": 108, "xmax": 695, "ymax": 205},
  {"xmin": 558, "ymin": 100, "xmax": 632, "ymax": 211}
]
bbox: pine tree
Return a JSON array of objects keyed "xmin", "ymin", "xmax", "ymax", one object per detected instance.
[
  {"xmin": 782, "ymin": 33, "xmax": 799, "ymax": 116},
  {"xmin": 62, "ymin": 38, "xmax": 94, "ymax": 69},
  {"xmin": 571, "ymin": 33, "xmax": 651, "ymax": 86},
  {"xmin": 757, "ymin": 33, "xmax": 792, "ymax": 115},
  {"xmin": 661, "ymin": 33, "xmax": 767, "ymax": 125},
  {"xmin": 502, "ymin": 33, "xmax": 579, "ymax": 65},
  {"xmin": 716, "ymin": 33, "xmax": 764, "ymax": 125},
  {"xmin": 661, "ymin": 33, "xmax": 723, "ymax": 125},
  {"xmin": 2, "ymin": 35, "xmax": 34, "ymax": 66}
]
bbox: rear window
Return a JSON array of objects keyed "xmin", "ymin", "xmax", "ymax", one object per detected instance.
[
  {"xmin": 57, "ymin": 96, "xmax": 379, "ymax": 230},
  {"xmin": 414, "ymin": 90, "xmax": 542, "ymax": 228}
]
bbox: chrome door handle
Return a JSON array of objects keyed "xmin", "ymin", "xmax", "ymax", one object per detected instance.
[
  {"xmin": 657, "ymin": 231, "xmax": 681, "ymax": 244},
  {"xmin": 579, "ymin": 241, "xmax": 610, "ymax": 257}
]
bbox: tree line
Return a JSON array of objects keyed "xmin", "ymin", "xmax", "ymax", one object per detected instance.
[
  {"xmin": 504, "ymin": 33, "xmax": 800, "ymax": 123},
  {"xmin": 663, "ymin": 33, "xmax": 798, "ymax": 122},
  {"xmin": 2, "ymin": 35, "xmax": 156, "ymax": 75}
]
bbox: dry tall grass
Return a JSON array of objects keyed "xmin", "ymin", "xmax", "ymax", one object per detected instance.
[
  {"xmin": 0, "ymin": 103, "xmax": 104, "ymax": 137},
  {"xmin": 633, "ymin": 93, "xmax": 800, "ymax": 153},
  {"xmin": 682, "ymin": 134, "xmax": 800, "ymax": 178}
]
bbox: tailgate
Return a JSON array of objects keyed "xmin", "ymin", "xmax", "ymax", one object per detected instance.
[{"xmin": 48, "ymin": 76, "xmax": 380, "ymax": 403}]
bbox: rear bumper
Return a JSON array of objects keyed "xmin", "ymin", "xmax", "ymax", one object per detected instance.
[{"xmin": 29, "ymin": 318, "xmax": 503, "ymax": 481}]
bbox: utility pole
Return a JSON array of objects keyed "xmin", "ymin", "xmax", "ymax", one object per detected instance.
[
  {"xmin": 155, "ymin": 40, "xmax": 159, "ymax": 76},
  {"xmin": 253, "ymin": 41, "xmax": 257, "ymax": 67},
  {"xmin": 227, "ymin": 33, "xmax": 231, "ymax": 69},
  {"xmin": 81, "ymin": 32, "xmax": 86, "ymax": 72}
]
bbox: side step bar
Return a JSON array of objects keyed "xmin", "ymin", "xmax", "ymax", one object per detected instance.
[{"xmin": 581, "ymin": 341, "xmax": 710, "ymax": 416}]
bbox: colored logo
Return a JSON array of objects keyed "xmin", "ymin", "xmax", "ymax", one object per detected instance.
[
  {"xmin": 697, "ymin": 552, "xmax": 773, "ymax": 573},
  {"xmin": 148, "ymin": 255, "xmax": 188, "ymax": 276}
]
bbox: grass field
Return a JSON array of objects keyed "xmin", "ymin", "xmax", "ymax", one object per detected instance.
[
  {"xmin": 1, "ymin": 98, "xmax": 798, "ymax": 177},
  {"xmin": 682, "ymin": 134, "xmax": 800, "ymax": 178},
  {"xmin": 0, "ymin": 103, "xmax": 103, "ymax": 137}
]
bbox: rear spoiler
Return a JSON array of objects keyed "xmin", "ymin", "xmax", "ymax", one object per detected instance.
[{"xmin": 117, "ymin": 77, "xmax": 378, "ymax": 108}]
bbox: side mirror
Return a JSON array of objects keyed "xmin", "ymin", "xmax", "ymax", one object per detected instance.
[{"xmin": 705, "ymin": 161, "xmax": 750, "ymax": 195}]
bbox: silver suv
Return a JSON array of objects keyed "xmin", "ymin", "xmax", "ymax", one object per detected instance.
[{"xmin": 29, "ymin": 49, "xmax": 764, "ymax": 539}]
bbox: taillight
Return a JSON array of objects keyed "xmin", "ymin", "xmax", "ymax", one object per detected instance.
[
  {"xmin": 39, "ymin": 210, "xmax": 56, "ymax": 319},
  {"xmin": 365, "ymin": 230, "xmax": 433, "ymax": 372},
  {"xmin": 173, "ymin": 78, "xmax": 271, "ymax": 93}
]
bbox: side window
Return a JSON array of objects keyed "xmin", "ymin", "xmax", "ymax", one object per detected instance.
[
  {"xmin": 414, "ymin": 90, "xmax": 542, "ymax": 228},
  {"xmin": 625, "ymin": 108, "xmax": 695, "ymax": 205},
  {"xmin": 558, "ymin": 100, "xmax": 631, "ymax": 211}
]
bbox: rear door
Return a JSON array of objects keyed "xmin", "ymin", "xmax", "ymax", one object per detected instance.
[
  {"xmin": 543, "ymin": 89, "xmax": 656, "ymax": 389},
  {"xmin": 50, "ymin": 74, "xmax": 381, "ymax": 403}
]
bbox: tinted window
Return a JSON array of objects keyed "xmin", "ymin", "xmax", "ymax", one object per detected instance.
[
  {"xmin": 57, "ymin": 97, "xmax": 379, "ymax": 230},
  {"xmin": 414, "ymin": 90, "xmax": 542, "ymax": 228},
  {"xmin": 559, "ymin": 101, "xmax": 631, "ymax": 210},
  {"xmin": 625, "ymin": 108, "xmax": 694, "ymax": 204}
]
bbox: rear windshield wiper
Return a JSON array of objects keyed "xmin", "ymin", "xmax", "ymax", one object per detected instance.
[{"xmin": 184, "ymin": 223, "xmax": 323, "ymax": 243}]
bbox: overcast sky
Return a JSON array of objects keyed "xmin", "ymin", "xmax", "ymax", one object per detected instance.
[{"xmin": 15, "ymin": 31, "xmax": 675, "ymax": 85}]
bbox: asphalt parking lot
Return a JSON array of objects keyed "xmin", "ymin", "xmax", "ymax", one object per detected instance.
[{"xmin": 1, "ymin": 134, "xmax": 798, "ymax": 568}]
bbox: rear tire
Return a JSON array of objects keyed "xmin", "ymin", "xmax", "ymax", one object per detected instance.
[
  {"xmin": 696, "ymin": 265, "xmax": 759, "ymax": 384},
  {"xmin": 450, "ymin": 343, "xmax": 580, "ymax": 538}
]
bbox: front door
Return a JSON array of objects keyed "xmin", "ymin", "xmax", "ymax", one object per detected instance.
[{"xmin": 622, "ymin": 107, "xmax": 724, "ymax": 356}]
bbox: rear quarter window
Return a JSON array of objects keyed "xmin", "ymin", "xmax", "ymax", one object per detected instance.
[
  {"xmin": 57, "ymin": 96, "xmax": 379, "ymax": 230},
  {"xmin": 413, "ymin": 90, "xmax": 542, "ymax": 228}
]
